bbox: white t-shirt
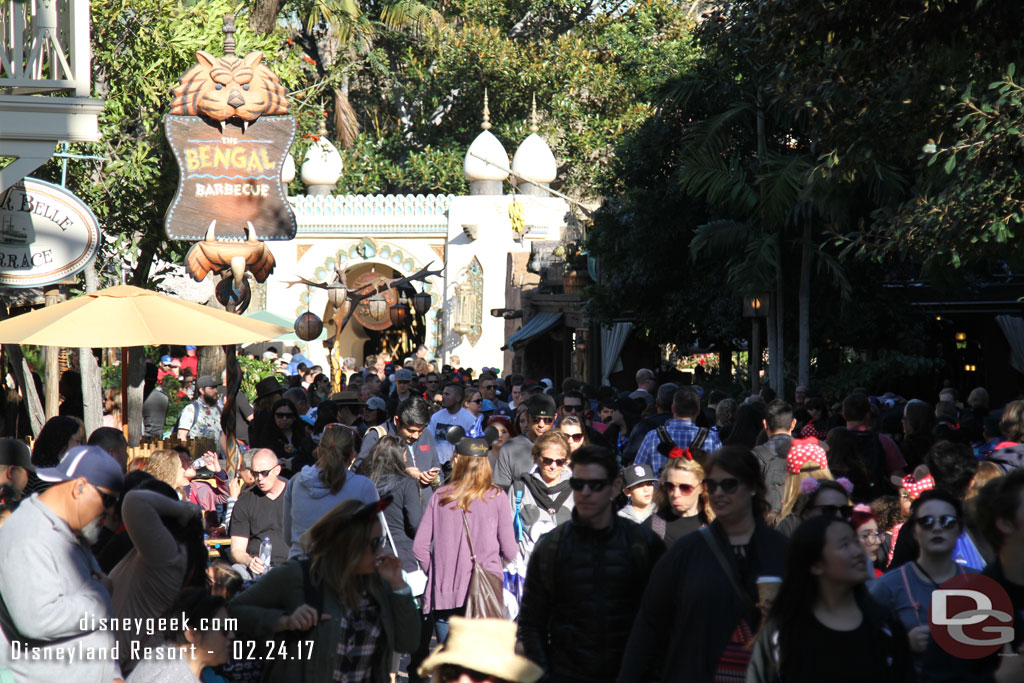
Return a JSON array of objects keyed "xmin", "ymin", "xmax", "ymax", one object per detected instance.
[{"xmin": 428, "ymin": 407, "xmax": 478, "ymax": 464}]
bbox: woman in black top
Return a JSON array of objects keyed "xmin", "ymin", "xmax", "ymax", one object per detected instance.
[
  {"xmin": 643, "ymin": 456, "xmax": 712, "ymax": 546},
  {"xmin": 250, "ymin": 398, "xmax": 308, "ymax": 468},
  {"xmin": 359, "ymin": 435, "xmax": 426, "ymax": 572},
  {"xmin": 619, "ymin": 446, "xmax": 787, "ymax": 682},
  {"xmin": 747, "ymin": 515, "xmax": 912, "ymax": 683}
]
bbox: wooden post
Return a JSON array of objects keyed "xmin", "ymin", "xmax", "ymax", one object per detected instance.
[
  {"xmin": 43, "ymin": 286, "xmax": 61, "ymax": 419},
  {"xmin": 751, "ymin": 318, "xmax": 761, "ymax": 395}
]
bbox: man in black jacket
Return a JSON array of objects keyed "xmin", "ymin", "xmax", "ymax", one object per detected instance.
[{"xmin": 517, "ymin": 446, "xmax": 665, "ymax": 682}]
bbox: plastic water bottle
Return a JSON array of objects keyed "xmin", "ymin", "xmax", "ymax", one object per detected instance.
[{"xmin": 258, "ymin": 537, "xmax": 272, "ymax": 570}]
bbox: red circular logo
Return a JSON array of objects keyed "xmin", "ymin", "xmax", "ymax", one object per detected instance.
[{"xmin": 929, "ymin": 573, "xmax": 1015, "ymax": 659}]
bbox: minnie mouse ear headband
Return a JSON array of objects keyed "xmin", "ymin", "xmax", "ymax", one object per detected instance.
[
  {"xmin": 446, "ymin": 425, "xmax": 500, "ymax": 456},
  {"xmin": 891, "ymin": 464, "xmax": 934, "ymax": 500},
  {"xmin": 786, "ymin": 437, "xmax": 829, "ymax": 474}
]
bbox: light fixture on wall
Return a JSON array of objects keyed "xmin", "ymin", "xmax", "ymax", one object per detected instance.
[
  {"xmin": 364, "ymin": 293, "xmax": 387, "ymax": 322},
  {"xmin": 412, "ymin": 290, "xmax": 432, "ymax": 316},
  {"xmin": 390, "ymin": 295, "xmax": 410, "ymax": 328}
]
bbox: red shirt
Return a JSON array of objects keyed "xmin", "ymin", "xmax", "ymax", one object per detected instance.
[{"xmin": 180, "ymin": 354, "xmax": 198, "ymax": 376}]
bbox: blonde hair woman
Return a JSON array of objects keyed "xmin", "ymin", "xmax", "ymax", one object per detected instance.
[
  {"xmin": 643, "ymin": 456, "xmax": 713, "ymax": 546},
  {"xmin": 230, "ymin": 498, "xmax": 420, "ymax": 681},
  {"xmin": 774, "ymin": 463, "xmax": 834, "ymax": 524},
  {"xmin": 143, "ymin": 449, "xmax": 190, "ymax": 496},
  {"xmin": 283, "ymin": 423, "xmax": 379, "ymax": 559},
  {"xmin": 413, "ymin": 435, "xmax": 517, "ymax": 643}
]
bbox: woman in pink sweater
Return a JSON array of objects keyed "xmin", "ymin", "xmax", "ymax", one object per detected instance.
[{"xmin": 413, "ymin": 436, "xmax": 517, "ymax": 642}]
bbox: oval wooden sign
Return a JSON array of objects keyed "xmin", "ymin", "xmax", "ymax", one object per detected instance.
[{"xmin": 0, "ymin": 178, "xmax": 101, "ymax": 288}]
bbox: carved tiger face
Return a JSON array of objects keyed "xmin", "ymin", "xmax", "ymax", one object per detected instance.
[{"xmin": 170, "ymin": 50, "xmax": 289, "ymax": 123}]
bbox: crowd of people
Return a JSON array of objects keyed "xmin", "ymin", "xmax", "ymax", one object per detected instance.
[{"xmin": 0, "ymin": 352, "xmax": 1023, "ymax": 682}]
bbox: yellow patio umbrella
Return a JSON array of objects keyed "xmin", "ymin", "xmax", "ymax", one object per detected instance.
[
  {"xmin": 0, "ymin": 284, "xmax": 291, "ymax": 346},
  {"xmin": 0, "ymin": 284, "xmax": 291, "ymax": 454}
]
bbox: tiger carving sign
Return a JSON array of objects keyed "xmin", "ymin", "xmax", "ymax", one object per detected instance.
[{"xmin": 163, "ymin": 47, "xmax": 297, "ymax": 243}]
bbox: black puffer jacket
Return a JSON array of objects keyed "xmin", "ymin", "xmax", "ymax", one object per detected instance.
[{"xmin": 517, "ymin": 512, "xmax": 665, "ymax": 682}]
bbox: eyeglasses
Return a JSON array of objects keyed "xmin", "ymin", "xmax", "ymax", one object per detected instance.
[
  {"xmin": 562, "ymin": 432, "xmax": 584, "ymax": 442},
  {"xmin": 439, "ymin": 664, "xmax": 505, "ymax": 683},
  {"xmin": 368, "ymin": 535, "xmax": 387, "ymax": 552},
  {"xmin": 540, "ymin": 456, "xmax": 567, "ymax": 467},
  {"xmin": 275, "ymin": 412, "xmax": 296, "ymax": 419},
  {"xmin": 858, "ymin": 531, "xmax": 881, "ymax": 542},
  {"xmin": 561, "ymin": 404, "xmax": 583, "ymax": 413},
  {"xmin": 663, "ymin": 482, "xmax": 698, "ymax": 495},
  {"xmin": 568, "ymin": 477, "xmax": 611, "ymax": 492},
  {"xmin": 252, "ymin": 466, "xmax": 279, "ymax": 479},
  {"xmin": 702, "ymin": 477, "xmax": 740, "ymax": 495},
  {"xmin": 915, "ymin": 514, "xmax": 959, "ymax": 530},
  {"xmin": 92, "ymin": 484, "xmax": 117, "ymax": 509},
  {"xmin": 531, "ymin": 416, "xmax": 554, "ymax": 425},
  {"xmin": 809, "ymin": 504, "xmax": 853, "ymax": 520}
]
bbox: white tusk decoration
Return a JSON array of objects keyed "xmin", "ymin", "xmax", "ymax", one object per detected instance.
[{"xmin": 205, "ymin": 220, "xmax": 217, "ymax": 242}]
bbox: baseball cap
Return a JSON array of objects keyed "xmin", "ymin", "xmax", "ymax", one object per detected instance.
[
  {"xmin": 160, "ymin": 355, "xmax": 172, "ymax": 365},
  {"xmin": 185, "ymin": 345, "xmax": 196, "ymax": 351},
  {"xmin": 526, "ymin": 394, "xmax": 556, "ymax": 418},
  {"xmin": 394, "ymin": 368, "xmax": 414, "ymax": 382},
  {"xmin": 196, "ymin": 375, "xmax": 218, "ymax": 389},
  {"xmin": 367, "ymin": 397, "xmax": 387, "ymax": 412},
  {"xmin": 455, "ymin": 437, "xmax": 490, "ymax": 457},
  {"xmin": 481, "ymin": 399, "xmax": 496, "ymax": 412},
  {"xmin": 36, "ymin": 445, "xmax": 124, "ymax": 493},
  {"xmin": 622, "ymin": 463, "xmax": 656, "ymax": 489},
  {"xmin": 0, "ymin": 439, "xmax": 33, "ymax": 473}
]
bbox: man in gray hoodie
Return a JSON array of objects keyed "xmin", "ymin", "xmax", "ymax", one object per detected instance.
[{"xmin": 0, "ymin": 445, "xmax": 124, "ymax": 682}]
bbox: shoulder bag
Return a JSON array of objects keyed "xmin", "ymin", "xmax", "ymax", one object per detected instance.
[
  {"xmin": 382, "ymin": 513, "xmax": 428, "ymax": 596},
  {"xmin": 699, "ymin": 526, "xmax": 756, "ymax": 682},
  {"xmin": 461, "ymin": 509, "xmax": 506, "ymax": 619}
]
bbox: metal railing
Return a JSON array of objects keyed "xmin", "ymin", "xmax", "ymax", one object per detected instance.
[{"xmin": 0, "ymin": 0, "xmax": 90, "ymax": 96}]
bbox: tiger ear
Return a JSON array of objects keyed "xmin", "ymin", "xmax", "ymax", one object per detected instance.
[
  {"xmin": 241, "ymin": 51, "xmax": 264, "ymax": 68},
  {"xmin": 196, "ymin": 51, "xmax": 218, "ymax": 68}
]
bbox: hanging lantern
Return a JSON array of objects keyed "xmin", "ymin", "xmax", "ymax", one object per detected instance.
[
  {"xmin": 327, "ymin": 280, "xmax": 348, "ymax": 307},
  {"xmin": 453, "ymin": 283, "xmax": 473, "ymax": 335},
  {"xmin": 365, "ymin": 293, "xmax": 387, "ymax": 321},
  {"xmin": 294, "ymin": 312, "xmax": 323, "ymax": 341},
  {"xmin": 412, "ymin": 290, "xmax": 431, "ymax": 316},
  {"xmin": 390, "ymin": 297, "xmax": 410, "ymax": 328}
]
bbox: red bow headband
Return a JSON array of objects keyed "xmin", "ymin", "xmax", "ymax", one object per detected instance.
[
  {"xmin": 786, "ymin": 437, "xmax": 829, "ymax": 474},
  {"xmin": 668, "ymin": 446, "xmax": 693, "ymax": 460},
  {"xmin": 901, "ymin": 473, "xmax": 935, "ymax": 500}
]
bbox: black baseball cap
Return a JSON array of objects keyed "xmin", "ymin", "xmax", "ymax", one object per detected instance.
[
  {"xmin": 526, "ymin": 394, "xmax": 556, "ymax": 418},
  {"xmin": 0, "ymin": 439, "xmax": 33, "ymax": 473}
]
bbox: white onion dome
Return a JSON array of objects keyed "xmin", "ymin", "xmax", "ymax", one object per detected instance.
[
  {"xmin": 301, "ymin": 138, "xmax": 343, "ymax": 186},
  {"xmin": 512, "ymin": 133, "xmax": 557, "ymax": 184},
  {"xmin": 281, "ymin": 153, "xmax": 296, "ymax": 184},
  {"xmin": 464, "ymin": 130, "xmax": 509, "ymax": 182}
]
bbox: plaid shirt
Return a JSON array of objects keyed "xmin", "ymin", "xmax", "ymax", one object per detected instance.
[
  {"xmin": 634, "ymin": 418, "xmax": 721, "ymax": 476},
  {"xmin": 332, "ymin": 590, "xmax": 383, "ymax": 682}
]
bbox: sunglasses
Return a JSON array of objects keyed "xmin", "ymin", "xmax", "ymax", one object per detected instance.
[
  {"xmin": 563, "ymin": 432, "xmax": 584, "ymax": 442},
  {"xmin": 252, "ymin": 466, "xmax": 279, "ymax": 479},
  {"xmin": 915, "ymin": 514, "xmax": 959, "ymax": 530},
  {"xmin": 275, "ymin": 412, "xmax": 296, "ymax": 419},
  {"xmin": 568, "ymin": 477, "xmax": 611, "ymax": 492},
  {"xmin": 531, "ymin": 416, "xmax": 554, "ymax": 425},
  {"xmin": 810, "ymin": 504, "xmax": 853, "ymax": 520},
  {"xmin": 468, "ymin": 398, "xmax": 483, "ymax": 404},
  {"xmin": 540, "ymin": 456, "xmax": 567, "ymax": 467},
  {"xmin": 561, "ymin": 404, "xmax": 583, "ymax": 413},
  {"xmin": 663, "ymin": 482, "xmax": 698, "ymax": 495},
  {"xmin": 481, "ymin": 384, "xmax": 497, "ymax": 390},
  {"xmin": 92, "ymin": 484, "xmax": 117, "ymax": 509},
  {"xmin": 702, "ymin": 477, "xmax": 740, "ymax": 495},
  {"xmin": 439, "ymin": 664, "xmax": 505, "ymax": 683}
]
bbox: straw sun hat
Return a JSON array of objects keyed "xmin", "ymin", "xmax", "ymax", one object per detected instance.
[{"xmin": 419, "ymin": 617, "xmax": 542, "ymax": 683}]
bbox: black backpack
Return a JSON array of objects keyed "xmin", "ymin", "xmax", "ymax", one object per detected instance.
[
  {"xmin": 655, "ymin": 425, "xmax": 710, "ymax": 466},
  {"xmin": 753, "ymin": 439, "xmax": 791, "ymax": 516}
]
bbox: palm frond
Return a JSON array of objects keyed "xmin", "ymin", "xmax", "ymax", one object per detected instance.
[
  {"xmin": 756, "ymin": 152, "xmax": 813, "ymax": 229},
  {"xmin": 677, "ymin": 148, "xmax": 758, "ymax": 212},
  {"xmin": 307, "ymin": 0, "xmax": 363, "ymax": 38},
  {"xmin": 690, "ymin": 218, "xmax": 756, "ymax": 259},
  {"xmin": 381, "ymin": 0, "xmax": 442, "ymax": 33}
]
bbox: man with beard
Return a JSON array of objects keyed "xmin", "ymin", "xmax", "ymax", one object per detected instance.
[
  {"xmin": 493, "ymin": 394, "xmax": 558, "ymax": 490},
  {"xmin": 0, "ymin": 446, "xmax": 124, "ymax": 681},
  {"xmin": 175, "ymin": 375, "xmax": 222, "ymax": 442}
]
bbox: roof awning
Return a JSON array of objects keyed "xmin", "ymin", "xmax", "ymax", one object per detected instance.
[{"xmin": 502, "ymin": 312, "xmax": 563, "ymax": 350}]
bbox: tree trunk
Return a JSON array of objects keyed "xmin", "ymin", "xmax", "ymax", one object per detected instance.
[
  {"xmin": 798, "ymin": 222, "xmax": 811, "ymax": 389},
  {"xmin": 43, "ymin": 286, "xmax": 61, "ymax": 418},
  {"xmin": 125, "ymin": 347, "xmax": 145, "ymax": 446},
  {"xmin": 0, "ymin": 305, "xmax": 44, "ymax": 436},
  {"xmin": 250, "ymin": 0, "xmax": 285, "ymax": 35},
  {"xmin": 200, "ymin": 287, "xmax": 227, "ymax": 380},
  {"xmin": 79, "ymin": 262, "xmax": 103, "ymax": 435},
  {"xmin": 774, "ymin": 251, "xmax": 785, "ymax": 392},
  {"xmin": 718, "ymin": 347, "xmax": 732, "ymax": 382},
  {"xmin": 765, "ymin": 296, "xmax": 777, "ymax": 396}
]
